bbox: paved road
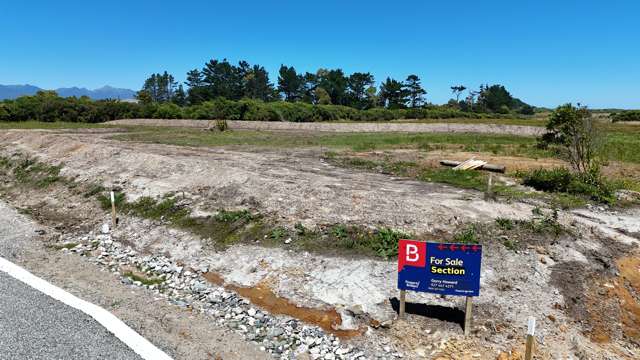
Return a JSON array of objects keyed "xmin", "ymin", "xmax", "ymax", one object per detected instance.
[
  {"xmin": 0, "ymin": 271, "xmax": 142, "ymax": 360},
  {"xmin": 0, "ymin": 201, "xmax": 151, "ymax": 360}
]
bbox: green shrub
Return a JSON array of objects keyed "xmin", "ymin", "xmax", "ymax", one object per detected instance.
[
  {"xmin": 521, "ymin": 167, "xmax": 616, "ymax": 204},
  {"xmin": 522, "ymin": 168, "xmax": 573, "ymax": 193},
  {"xmin": 1, "ymin": 92, "xmax": 528, "ymax": 124},
  {"xmin": 611, "ymin": 110, "xmax": 640, "ymax": 122},
  {"xmin": 153, "ymin": 103, "xmax": 183, "ymax": 119}
]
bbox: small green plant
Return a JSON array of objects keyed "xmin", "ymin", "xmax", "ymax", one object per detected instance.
[
  {"xmin": 269, "ymin": 227, "xmax": 287, "ymax": 241},
  {"xmin": 294, "ymin": 222, "xmax": 306, "ymax": 235},
  {"xmin": 495, "ymin": 217, "xmax": 514, "ymax": 230},
  {"xmin": 502, "ymin": 237, "xmax": 518, "ymax": 251},
  {"xmin": 453, "ymin": 225, "xmax": 479, "ymax": 244},
  {"xmin": 214, "ymin": 209, "xmax": 254, "ymax": 222},
  {"xmin": 331, "ymin": 224, "xmax": 348, "ymax": 239},
  {"xmin": 84, "ymin": 184, "xmax": 105, "ymax": 198},
  {"xmin": 215, "ymin": 119, "xmax": 229, "ymax": 132},
  {"xmin": 53, "ymin": 242, "xmax": 79, "ymax": 250},
  {"xmin": 368, "ymin": 228, "xmax": 409, "ymax": 258},
  {"xmin": 123, "ymin": 271, "xmax": 164, "ymax": 286},
  {"xmin": 527, "ymin": 208, "xmax": 563, "ymax": 236}
]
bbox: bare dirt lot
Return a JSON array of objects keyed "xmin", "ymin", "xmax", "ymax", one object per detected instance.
[{"xmin": 1, "ymin": 127, "xmax": 639, "ymax": 360}]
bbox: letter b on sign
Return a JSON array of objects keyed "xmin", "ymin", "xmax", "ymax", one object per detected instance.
[
  {"xmin": 398, "ymin": 239, "xmax": 426, "ymax": 271},
  {"xmin": 406, "ymin": 244, "xmax": 419, "ymax": 262}
]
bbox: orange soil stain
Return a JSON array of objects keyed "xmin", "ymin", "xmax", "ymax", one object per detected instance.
[
  {"xmin": 614, "ymin": 256, "xmax": 640, "ymax": 343},
  {"xmin": 203, "ymin": 272, "xmax": 364, "ymax": 338}
]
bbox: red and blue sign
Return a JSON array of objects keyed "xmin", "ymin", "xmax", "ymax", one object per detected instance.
[{"xmin": 398, "ymin": 239, "xmax": 482, "ymax": 296}]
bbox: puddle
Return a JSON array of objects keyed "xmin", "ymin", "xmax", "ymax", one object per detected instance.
[{"xmin": 203, "ymin": 272, "xmax": 363, "ymax": 338}]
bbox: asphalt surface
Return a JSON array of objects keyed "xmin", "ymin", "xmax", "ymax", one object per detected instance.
[
  {"xmin": 0, "ymin": 271, "xmax": 142, "ymax": 360},
  {"xmin": 0, "ymin": 202, "xmax": 142, "ymax": 360}
]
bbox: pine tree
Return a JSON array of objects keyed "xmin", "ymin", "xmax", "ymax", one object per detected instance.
[
  {"xmin": 172, "ymin": 85, "xmax": 187, "ymax": 106},
  {"xmin": 277, "ymin": 65, "xmax": 303, "ymax": 102},
  {"xmin": 404, "ymin": 74, "xmax": 426, "ymax": 108},
  {"xmin": 378, "ymin": 77, "xmax": 407, "ymax": 109}
]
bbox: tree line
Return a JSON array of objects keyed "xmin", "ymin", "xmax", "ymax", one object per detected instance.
[
  {"xmin": 1, "ymin": 90, "xmax": 521, "ymax": 123},
  {"xmin": 138, "ymin": 57, "xmax": 534, "ymax": 115}
]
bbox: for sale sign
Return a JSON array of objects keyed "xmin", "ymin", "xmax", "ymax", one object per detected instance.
[{"xmin": 398, "ymin": 239, "xmax": 482, "ymax": 296}]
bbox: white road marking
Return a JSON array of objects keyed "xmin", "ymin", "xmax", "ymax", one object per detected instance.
[{"xmin": 0, "ymin": 256, "xmax": 173, "ymax": 360}]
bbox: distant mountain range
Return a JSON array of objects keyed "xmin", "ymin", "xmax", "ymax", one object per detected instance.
[{"xmin": 0, "ymin": 84, "xmax": 136, "ymax": 100}]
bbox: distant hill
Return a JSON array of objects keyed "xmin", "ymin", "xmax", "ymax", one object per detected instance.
[{"xmin": 0, "ymin": 84, "xmax": 136, "ymax": 100}]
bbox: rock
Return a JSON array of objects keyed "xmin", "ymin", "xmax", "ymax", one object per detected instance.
[
  {"xmin": 247, "ymin": 308, "xmax": 257, "ymax": 317},
  {"xmin": 268, "ymin": 328, "xmax": 284, "ymax": 338},
  {"xmin": 101, "ymin": 223, "xmax": 110, "ymax": 234}
]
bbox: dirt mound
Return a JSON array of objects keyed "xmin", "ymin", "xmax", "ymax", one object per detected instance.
[{"xmin": 0, "ymin": 130, "xmax": 535, "ymax": 235}]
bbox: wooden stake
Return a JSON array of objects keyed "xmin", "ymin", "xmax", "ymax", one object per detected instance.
[
  {"xmin": 485, "ymin": 173, "xmax": 494, "ymax": 200},
  {"xmin": 464, "ymin": 296, "xmax": 473, "ymax": 336},
  {"xmin": 399, "ymin": 290, "xmax": 406, "ymax": 319},
  {"xmin": 525, "ymin": 317, "xmax": 536, "ymax": 360},
  {"xmin": 110, "ymin": 191, "xmax": 117, "ymax": 228}
]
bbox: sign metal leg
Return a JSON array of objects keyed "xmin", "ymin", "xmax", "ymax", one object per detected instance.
[
  {"xmin": 464, "ymin": 296, "xmax": 472, "ymax": 336},
  {"xmin": 399, "ymin": 290, "xmax": 406, "ymax": 319}
]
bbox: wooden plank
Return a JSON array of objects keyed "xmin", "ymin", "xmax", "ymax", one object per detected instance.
[{"xmin": 440, "ymin": 160, "xmax": 506, "ymax": 173}]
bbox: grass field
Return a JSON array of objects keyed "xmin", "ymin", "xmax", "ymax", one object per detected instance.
[
  {"xmin": 112, "ymin": 127, "xmax": 553, "ymax": 157},
  {"xmin": 109, "ymin": 125, "xmax": 640, "ymax": 164}
]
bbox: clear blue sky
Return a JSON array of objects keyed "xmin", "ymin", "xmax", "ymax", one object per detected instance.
[{"xmin": 1, "ymin": 0, "xmax": 638, "ymax": 108}]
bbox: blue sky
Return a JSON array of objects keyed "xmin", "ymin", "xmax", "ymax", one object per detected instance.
[{"xmin": 1, "ymin": 1, "xmax": 638, "ymax": 108}]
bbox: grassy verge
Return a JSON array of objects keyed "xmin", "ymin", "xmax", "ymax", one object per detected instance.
[{"xmin": 96, "ymin": 192, "xmax": 413, "ymax": 258}]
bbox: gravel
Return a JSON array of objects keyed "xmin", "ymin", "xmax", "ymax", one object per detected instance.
[{"xmin": 55, "ymin": 223, "xmax": 389, "ymax": 360}]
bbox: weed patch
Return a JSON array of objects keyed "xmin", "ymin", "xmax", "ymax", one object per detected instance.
[
  {"xmin": 9, "ymin": 157, "xmax": 62, "ymax": 188},
  {"xmin": 53, "ymin": 242, "xmax": 79, "ymax": 250},
  {"xmin": 123, "ymin": 271, "xmax": 164, "ymax": 286}
]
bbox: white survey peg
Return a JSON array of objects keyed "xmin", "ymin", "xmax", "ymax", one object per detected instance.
[
  {"xmin": 527, "ymin": 316, "xmax": 536, "ymax": 335},
  {"xmin": 110, "ymin": 191, "xmax": 117, "ymax": 228},
  {"xmin": 525, "ymin": 316, "xmax": 536, "ymax": 360}
]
